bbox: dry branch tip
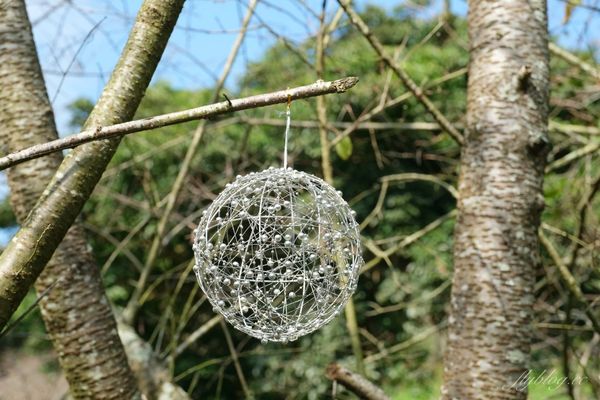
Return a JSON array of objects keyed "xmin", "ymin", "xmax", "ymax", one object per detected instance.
[{"xmin": 333, "ymin": 76, "xmax": 359, "ymax": 92}]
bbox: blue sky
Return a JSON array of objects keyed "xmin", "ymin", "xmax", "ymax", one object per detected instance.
[{"xmin": 1, "ymin": 0, "xmax": 599, "ymax": 245}]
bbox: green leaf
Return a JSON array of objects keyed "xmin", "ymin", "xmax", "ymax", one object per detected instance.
[{"xmin": 335, "ymin": 136, "xmax": 353, "ymax": 160}]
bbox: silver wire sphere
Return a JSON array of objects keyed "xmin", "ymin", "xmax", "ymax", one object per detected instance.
[{"xmin": 193, "ymin": 167, "xmax": 362, "ymax": 343}]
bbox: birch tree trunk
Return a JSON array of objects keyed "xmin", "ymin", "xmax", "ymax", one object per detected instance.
[
  {"xmin": 442, "ymin": 1, "xmax": 550, "ymax": 398},
  {"xmin": 0, "ymin": 0, "xmax": 185, "ymax": 398}
]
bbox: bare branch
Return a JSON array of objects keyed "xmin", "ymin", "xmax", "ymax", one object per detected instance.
[
  {"xmin": 336, "ymin": 0, "xmax": 464, "ymax": 145},
  {"xmin": 241, "ymin": 117, "xmax": 446, "ymax": 131},
  {"xmin": 325, "ymin": 363, "xmax": 390, "ymax": 400},
  {"xmin": 172, "ymin": 315, "xmax": 222, "ymax": 359},
  {"xmin": 539, "ymin": 232, "xmax": 600, "ymax": 335},
  {"xmin": 550, "ymin": 120, "xmax": 600, "ymax": 136},
  {"xmin": 123, "ymin": 0, "xmax": 260, "ymax": 325},
  {"xmin": 546, "ymin": 141, "xmax": 600, "ymax": 173},
  {"xmin": 364, "ymin": 323, "xmax": 445, "ymax": 363},
  {"xmin": 549, "ymin": 42, "xmax": 600, "ymax": 81},
  {"xmin": 0, "ymin": 77, "xmax": 358, "ymax": 171},
  {"xmin": 221, "ymin": 320, "xmax": 251, "ymax": 399},
  {"xmin": 361, "ymin": 210, "xmax": 457, "ymax": 274}
]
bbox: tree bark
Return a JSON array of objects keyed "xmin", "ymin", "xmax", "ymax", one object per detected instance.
[
  {"xmin": 0, "ymin": 0, "xmax": 185, "ymax": 335},
  {"xmin": 117, "ymin": 323, "xmax": 190, "ymax": 400},
  {"xmin": 442, "ymin": 1, "xmax": 550, "ymax": 399},
  {"xmin": 0, "ymin": 2, "xmax": 139, "ymax": 398},
  {"xmin": 0, "ymin": 0, "xmax": 185, "ymax": 398}
]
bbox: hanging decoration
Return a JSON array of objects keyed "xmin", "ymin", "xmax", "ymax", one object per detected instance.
[{"xmin": 193, "ymin": 100, "xmax": 362, "ymax": 343}]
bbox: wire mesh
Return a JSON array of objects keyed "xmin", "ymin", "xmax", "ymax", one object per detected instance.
[{"xmin": 193, "ymin": 167, "xmax": 362, "ymax": 342}]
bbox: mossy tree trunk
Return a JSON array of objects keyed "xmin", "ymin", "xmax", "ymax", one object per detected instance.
[
  {"xmin": 0, "ymin": 0, "xmax": 186, "ymax": 398},
  {"xmin": 442, "ymin": 1, "xmax": 550, "ymax": 398}
]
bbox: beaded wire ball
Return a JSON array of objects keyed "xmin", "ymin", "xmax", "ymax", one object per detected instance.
[{"xmin": 193, "ymin": 104, "xmax": 363, "ymax": 343}]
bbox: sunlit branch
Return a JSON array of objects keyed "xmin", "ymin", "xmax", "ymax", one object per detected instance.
[{"xmin": 0, "ymin": 77, "xmax": 358, "ymax": 171}]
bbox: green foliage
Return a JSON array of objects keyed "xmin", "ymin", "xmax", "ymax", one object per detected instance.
[
  {"xmin": 67, "ymin": 98, "xmax": 94, "ymax": 129},
  {"xmin": 0, "ymin": 198, "xmax": 16, "ymax": 227},
  {"xmin": 109, "ymin": 9, "xmax": 464, "ymax": 397},
  {"xmin": 10, "ymin": 4, "xmax": 596, "ymax": 399},
  {"xmin": 1, "ymin": 290, "xmax": 49, "ymax": 351}
]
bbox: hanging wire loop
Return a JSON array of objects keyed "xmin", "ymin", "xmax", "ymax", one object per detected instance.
[{"xmin": 284, "ymin": 93, "xmax": 291, "ymax": 169}]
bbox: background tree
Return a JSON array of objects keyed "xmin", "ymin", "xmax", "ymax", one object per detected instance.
[
  {"xmin": 0, "ymin": 0, "xmax": 187, "ymax": 398},
  {"xmin": 0, "ymin": 1, "xmax": 138, "ymax": 397}
]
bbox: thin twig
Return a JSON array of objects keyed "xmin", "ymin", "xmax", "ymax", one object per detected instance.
[
  {"xmin": 549, "ymin": 42, "xmax": 600, "ymax": 81},
  {"xmin": 0, "ymin": 278, "xmax": 60, "ymax": 338},
  {"xmin": 336, "ymin": 0, "xmax": 464, "ymax": 145},
  {"xmin": 221, "ymin": 320, "xmax": 252, "ymax": 399},
  {"xmin": 546, "ymin": 141, "xmax": 600, "ymax": 173},
  {"xmin": 361, "ymin": 210, "xmax": 457, "ymax": 273},
  {"xmin": 550, "ymin": 120, "xmax": 600, "ymax": 136},
  {"xmin": 366, "ymin": 280, "xmax": 451, "ymax": 317},
  {"xmin": 539, "ymin": 232, "xmax": 600, "ymax": 335},
  {"xmin": 381, "ymin": 173, "xmax": 458, "ymax": 199},
  {"xmin": 364, "ymin": 323, "xmax": 445, "ymax": 363},
  {"xmin": 122, "ymin": 0, "xmax": 261, "ymax": 324},
  {"xmin": 171, "ymin": 315, "xmax": 222, "ymax": 359},
  {"xmin": 51, "ymin": 17, "xmax": 105, "ymax": 103},
  {"xmin": 242, "ymin": 117, "xmax": 447, "ymax": 131},
  {"xmin": 0, "ymin": 77, "xmax": 358, "ymax": 171}
]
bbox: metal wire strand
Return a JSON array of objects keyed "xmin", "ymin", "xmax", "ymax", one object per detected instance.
[{"xmin": 283, "ymin": 105, "xmax": 291, "ymax": 168}]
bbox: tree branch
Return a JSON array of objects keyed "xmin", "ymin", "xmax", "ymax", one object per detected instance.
[
  {"xmin": 0, "ymin": 77, "xmax": 358, "ymax": 172},
  {"xmin": 549, "ymin": 42, "xmax": 600, "ymax": 81},
  {"xmin": 545, "ymin": 141, "xmax": 600, "ymax": 173},
  {"xmin": 325, "ymin": 363, "xmax": 390, "ymax": 400},
  {"xmin": 0, "ymin": 0, "xmax": 186, "ymax": 333},
  {"xmin": 539, "ymin": 232, "xmax": 600, "ymax": 335},
  {"xmin": 240, "ymin": 117, "xmax": 447, "ymax": 131},
  {"xmin": 123, "ymin": 0, "xmax": 259, "ymax": 324},
  {"xmin": 336, "ymin": 0, "xmax": 464, "ymax": 145}
]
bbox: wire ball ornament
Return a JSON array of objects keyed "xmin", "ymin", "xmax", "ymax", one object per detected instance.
[{"xmin": 192, "ymin": 106, "xmax": 363, "ymax": 343}]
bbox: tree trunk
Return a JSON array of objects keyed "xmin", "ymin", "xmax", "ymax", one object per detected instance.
[
  {"xmin": 0, "ymin": 0, "xmax": 186, "ymax": 398},
  {"xmin": 0, "ymin": 0, "xmax": 184, "ymax": 333},
  {"xmin": 442, "ymin": 1, "xmax": 550, "ymax": 399}
]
